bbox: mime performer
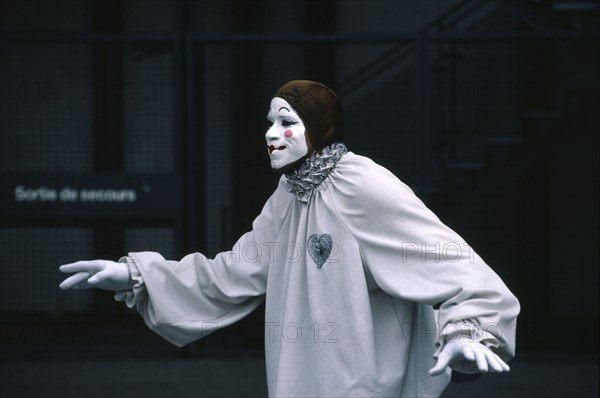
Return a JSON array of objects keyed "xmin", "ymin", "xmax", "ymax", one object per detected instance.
[{"xmin": 60, "ymin": 80, "xmax": 520, "ymax": 398}]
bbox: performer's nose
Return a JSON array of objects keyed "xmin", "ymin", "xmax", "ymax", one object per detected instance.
[{"xmin": 265, "ymin": 125, "xmax": 279, "ymax": 142}]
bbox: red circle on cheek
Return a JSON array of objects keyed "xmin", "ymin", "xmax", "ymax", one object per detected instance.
[{"xmin": 284, "ymin": 130, "xmax": 293, "ymax": 138}]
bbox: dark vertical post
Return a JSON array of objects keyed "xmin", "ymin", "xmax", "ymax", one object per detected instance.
[
  {"xmin": 231, "ymin": 0, "xmax": 266, "ymax": 240},
  {"xmin": 303, "ymin": 0, "xmax": 336, "ymax": 86},
  {"xmin": 91, "ymin": 0, "xmax": 125, "ymax": 311},
  {"xmin": 188, "ymin": 39, "xmax": 205, "ymax": 252},
  {"xmin": 227, "ymin": 0, "xmax": 266, "ymax": 352},
  {"xmin": 416, "ymin": 34, "xmax": 431, "ymax": 203},
  {"xmin": 174, "ymin": 0, "xmax": 190, "ymax": 257},
  {"xmin": 516, "ymin": 36, "xmax": 553, "ymax": 348},
  {"xmin": 91, "ymin": 0, "xmax": 124, "ymax": 172},
  {"xmin": 176, "ymin": 0, "xmax": 204, "ymax": 256},
  {"xmin": 445, "ymin": 25, "xmax": 459, "ymax": 163}
]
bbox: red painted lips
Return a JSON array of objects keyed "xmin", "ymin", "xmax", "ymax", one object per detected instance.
[{"xmin": 268, "ymin": 145, "xmax": 286, "ymax": 155}]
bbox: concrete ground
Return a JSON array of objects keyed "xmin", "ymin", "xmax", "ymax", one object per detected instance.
[{"xmin": 0, "ymin": 347, "xmax": 597, "ymax": 398}]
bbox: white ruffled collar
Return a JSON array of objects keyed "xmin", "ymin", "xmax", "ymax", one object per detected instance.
[{"xmin": 284, "ymin": 142, "xmax": 348, "ymax": 204}]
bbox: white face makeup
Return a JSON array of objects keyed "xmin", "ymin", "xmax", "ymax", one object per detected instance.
[{"xmin": 265, "ymin": 97, "xmax": 309, "ymax": 169}]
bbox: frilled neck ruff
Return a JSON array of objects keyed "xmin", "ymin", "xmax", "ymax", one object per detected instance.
[{"xmin": 284, "ymin": 142, "xmax": 348, "ymax": 204}]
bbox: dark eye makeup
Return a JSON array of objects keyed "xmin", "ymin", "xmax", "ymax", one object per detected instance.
[{"xmin": 266, "ymin": 116, "xmax": 298, "ymax": 128}]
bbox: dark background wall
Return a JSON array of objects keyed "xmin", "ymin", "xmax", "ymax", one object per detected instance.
[{"xmin": 0, "ymin": 0, "xmax": 598, "ymax": 397}]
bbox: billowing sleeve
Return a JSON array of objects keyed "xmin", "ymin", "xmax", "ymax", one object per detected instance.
[
  {"xmin": 114, "ymin": 181, "xmax": 284, "ymax": 347},
  {"xmin": 331, "ymin": 155, "xmax": 520, "ymax": 361}
]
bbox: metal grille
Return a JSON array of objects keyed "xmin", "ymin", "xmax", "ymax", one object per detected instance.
[
  {"xmin": 0, "ymin": 42, "xmax": 94, "ymax": 173},
  {"xmin": 0, "ymin": 227, "xmax": 94, "ymax": 312},
  {"xmin": 123, "ymin": 43, "xmax": 175, "ymax": 173},
  {"xmin": 0, "ymin": 0, "xmax": 91, "ymax": 31},
  {"xmin": 122, "ymin": 0, "xmax": 175, "ymax": 32},
  {"xmin": 124, "ymin": 227, "xmax": 175, "ymax": 260}
]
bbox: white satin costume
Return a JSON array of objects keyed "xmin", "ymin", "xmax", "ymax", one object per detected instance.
[{"xmin": 115, "ymin": 143, "xmax": 520, "ymax": 397}]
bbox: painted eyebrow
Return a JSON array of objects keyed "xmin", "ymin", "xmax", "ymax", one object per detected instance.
[{"xmin": 278, "ymin": 106, "xmax": 291, "ymax": 113}]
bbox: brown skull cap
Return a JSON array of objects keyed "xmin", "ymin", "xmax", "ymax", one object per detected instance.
[{"xmin": 274, "ymin": 80, "xmax": 344, "ymax": 153}]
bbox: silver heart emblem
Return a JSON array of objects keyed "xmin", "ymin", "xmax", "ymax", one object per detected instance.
[{"xmin": 307, "ymin": 234, "xmax": 333, "ymax": 268}]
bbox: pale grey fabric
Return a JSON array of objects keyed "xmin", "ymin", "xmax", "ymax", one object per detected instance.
[{"xmin": 115, "ymin": 151, "xmax": 519, "ymax": 397}]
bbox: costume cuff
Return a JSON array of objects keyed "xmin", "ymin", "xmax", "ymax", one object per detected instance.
[
  {"xmin": 434, "ymin": 318, "xmax": 500, "ymax": 359},
  {"xmin": 114, "ymin": 254, "xmax": 146, "ymax": 308}
]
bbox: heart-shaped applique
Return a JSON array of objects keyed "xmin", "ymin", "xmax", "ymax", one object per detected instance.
[{"xmin": 307, "ymin": 233, "xmax": 333, "ymax": 269}]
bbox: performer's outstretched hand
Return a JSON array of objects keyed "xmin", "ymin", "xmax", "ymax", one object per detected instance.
[
  {"xmin": 429, "ymin": 339, "xmax": 510, "ymax": 376},
  {"xmin": 59, "ymin": 259, "xmax": 131, "ymax": 291}
]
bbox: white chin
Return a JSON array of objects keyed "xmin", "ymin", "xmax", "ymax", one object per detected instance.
[
  {"xmin": 270, "ymin": 158, "xmax": 294, "ymax": 170},
  {"xmin": 270, "ymin": 159, "xmax": 289, "ymax": 169},
  {"xmin": 269, "ymin": 156, "xmax": 281, "ymax": 169},
  {"xmin": 269, "ymin": 150, "xmax": 305, "ymax": 170}
]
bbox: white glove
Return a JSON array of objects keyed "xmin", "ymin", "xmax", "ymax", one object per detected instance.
[
  {"xmin": 429, "ymin": 339, "xmax": 510, "ymax": 376},
  {"xmin": 59, "ymin": 259, "xmax": 131, "ymax": 291}
]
